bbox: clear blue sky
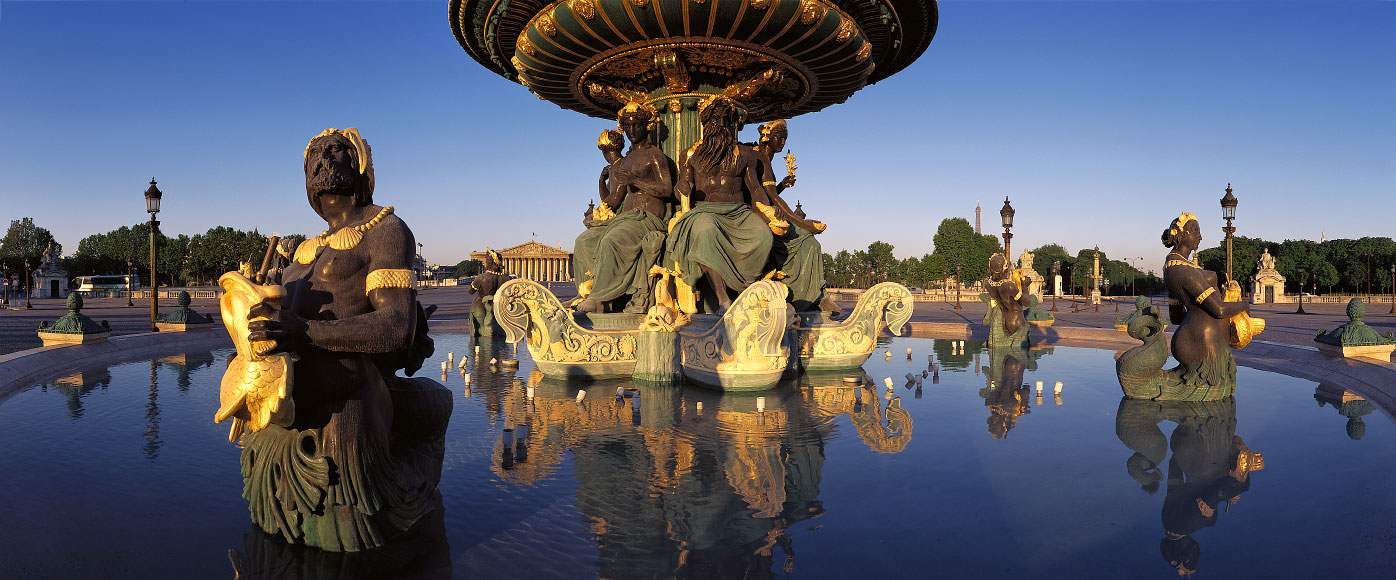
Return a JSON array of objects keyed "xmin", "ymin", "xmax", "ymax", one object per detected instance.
[{"xmin": 2, "ymin": 1, "xmax": 1391, "ymax": 275}]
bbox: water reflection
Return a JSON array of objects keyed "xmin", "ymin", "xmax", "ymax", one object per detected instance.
[
  {"xmin": 977, "ymin": 345, "xmax": 1057, "ymax": 439},
  {"xmin": 1115, "ymin": 398, "xmax": 1265, "ymax": 576},
  {"xmin": 1313, "ymin": 384, "xmax": 1376, "ymax": 440},
  {"xmin": 46, "ymin": 368, "xmax": 111, "ymax": 419},
  {"xmin": 469, "ymin": 361, "xmax": 914, "ymax": 577}
]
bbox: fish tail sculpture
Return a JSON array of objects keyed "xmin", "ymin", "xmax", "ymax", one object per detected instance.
[{"xmin": 216, "ymin": 271, "xmax": 297, "ymax": 442}]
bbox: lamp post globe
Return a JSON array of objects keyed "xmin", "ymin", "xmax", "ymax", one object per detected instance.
[{"xmin": 144, "ymin": 178, "xmax": 162, "ymax": 332}]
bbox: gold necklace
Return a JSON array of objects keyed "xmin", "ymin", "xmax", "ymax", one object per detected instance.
[
  {"xmin": 1165, "ymin": 252, "xmax": 1201, "ymax": 270},
  {"xmin": 293, "ymin": 206, "xmax": 394, "ymax": 264}
]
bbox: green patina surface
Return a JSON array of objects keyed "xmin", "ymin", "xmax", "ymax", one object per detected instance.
[
  {"xmin": 158, "ymin": 291, "xmax": 212, "ymax": 325},
  {"xmin": 1023, "ymin": 294, "xmax": 1054, "ymax": 322},
  {"xmin": 1315, "ymin": 298, "xmax": 1396, "ymax": 347},
  {"xmin": 38, "ymin": 294, "xmax": 108, "ymax": 335}
]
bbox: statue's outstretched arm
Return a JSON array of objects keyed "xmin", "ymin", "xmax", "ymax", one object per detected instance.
[{"xmin": 1178, "ymin": 271, "xmax": 1249, "ymax": 320}]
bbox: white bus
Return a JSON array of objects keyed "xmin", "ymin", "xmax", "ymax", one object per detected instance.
[{"xmin": 75, "ymin": 275, "xmax": 139, "ymax": 292}]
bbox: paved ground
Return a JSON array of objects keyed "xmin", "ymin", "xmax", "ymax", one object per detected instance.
[{"xmin": 4, "ymin": 286, "xmax": 1392, "ymax": 356}]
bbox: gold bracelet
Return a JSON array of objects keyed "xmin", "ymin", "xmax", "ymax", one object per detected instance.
[
  {"xmin": 365, "ymin": 268, "xmax": 414, "ymax": 295},
  {"xmin": 1194, "ymin": 287, "xmax": 1215, "ymax": 304}
]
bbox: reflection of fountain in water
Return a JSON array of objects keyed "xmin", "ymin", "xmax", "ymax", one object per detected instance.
[
  {"xmin": 1314, "ymin": 384, "xmax": 1376, "ymax": 440},
  {"xmin": 468, "ymin": 363, "xmax": 919, "ymax": 578}
]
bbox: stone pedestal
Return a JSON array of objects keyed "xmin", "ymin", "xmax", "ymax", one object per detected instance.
[
  {"xmin": 632, "ymin": 331, "xmax": 681, "ymax": 382},
  {"xmin": 1090, "ymin": 288, "xmax": 1101, "ymax": 305},
  {"xmin": 1053, "ymin": 274, "xmax": 1062, "ymax": 297}
]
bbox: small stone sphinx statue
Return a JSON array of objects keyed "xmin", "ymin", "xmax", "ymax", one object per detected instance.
[
  {"xmin": 981, "ymin": 253, "xmax": 1030, "ymax": 347},
  {"xmin": 216, "ymin": 128, "xmax": 451, "ymax": 552},
  {"xmin": 1116, "ymin": 213, "xmax": 1264, "ymax": 401},
  {"xmin": 667, "ymin": 95, "xmax": 783, "ymax": 314},
  {"xmin": 572, "ymin": 101, "xmax": 674, "ymax": 314},
  {"xmin": 469, "ymin": 248, "xmax": 511, "ymax": 336}
]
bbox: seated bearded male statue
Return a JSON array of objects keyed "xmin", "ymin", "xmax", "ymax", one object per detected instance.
[{"xmin": 220, "ymin": 128, "xmax": 451, "ymax": 552}]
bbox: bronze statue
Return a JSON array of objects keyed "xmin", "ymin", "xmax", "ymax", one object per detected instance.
[
  {"xmin": 469, "ymin": 248, "xmax": 512, "ymax": 335},
  {"xmin": 748, "ymin": 119, "xmax": 837, "ymax": 312},
  {"xmin": 572, "ymin": 102, "xmax": 675, "ymax": 314},
  {"xmin": 666, "ymin": 96, "xmax": 781, "ymax": 314},
  {"xmin": 1116, "ymin": 213, "xmax": 1263, "ymax": 401},
  {"xmin": 218, "ymin": 128, "xmax": 451, "ymax": 552},
  {"xmin": 981, "ymin": 253, "xmax": 1030, "ymax": 347}
]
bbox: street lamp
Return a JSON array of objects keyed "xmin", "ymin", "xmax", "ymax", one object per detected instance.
[
  {"xmin": 1295, "ymin": 266, "xmax": 1306, "ymax": 314},
  {"xmin": 145, "ymin": 178, "xmax": 163, "ymax": 332},
  {"xmin": 24, "ymin": 260, "xmax": 32, "ymax": 309},
  {"xmin": 2, "ymin": 263, "xmax": 8, "ymax": 306},
  {"xmin": 1220, "ymin": 184, "xmax": 1238, "ymax": 282},
  {"xmin": 126, "ymin": 259, "xmax": 134, "ymax": 307},
  {"xmin": 999, "ymin": 196, "xmax": 1015, "ymax": 260},
  {"xmin": 1049, "ymin": 261, "xmax": 1060, "ymax": 311},
  {"xmin": 953, "ymin": 263, "xmax": 963, "ymax": 310},
  {"xmin": 1389, "ymin": 264, "xmax": 1395, "ymax": 315}
]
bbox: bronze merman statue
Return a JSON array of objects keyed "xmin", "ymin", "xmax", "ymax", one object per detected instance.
[
  {"xmin": 981, "ymin": 253, "xmax": 1030, "ymax": 347},
  {"xmin": 572, "ymin": 101, "xmax": 675, "ymax": 314},
  {"xmin": 469, "ymin": 248, "xmax": 512, "ymax": 335},
  {"xmin": 748, "ymin": 119, "xmax": 838, "ymax": 313},
  {"xmin": 1115, "ymin": 213, "xmax": 1264, "ymax": 401},
  {"xmin": 219, "ymin": 128, "xmax": 451, "ymax": 552},
  {"xmin": 666, "ymin": 96, "xmax": 781, "ymax": 314}
]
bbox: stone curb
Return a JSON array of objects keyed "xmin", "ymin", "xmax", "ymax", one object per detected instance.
[{"xmin": 0, "ymin": 328, "xmax": 232, "ymax": 400}]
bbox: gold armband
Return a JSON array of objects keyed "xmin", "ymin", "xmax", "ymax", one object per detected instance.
[
  {"xmin": 761, "ymin": 181, "xmax": 777, "ymax": 186},
  {"xmin": 365, "ymin": 269, "xmax": 414, "ymax": 295},
  {"xmin": 1194, "ymin": 287, "xmax": 1215, "ymax": 304}
]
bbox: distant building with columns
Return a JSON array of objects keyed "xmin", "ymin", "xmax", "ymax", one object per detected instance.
[{"xmin": 472, "ymin": 241, "xmax": 573, "ymax": 282}]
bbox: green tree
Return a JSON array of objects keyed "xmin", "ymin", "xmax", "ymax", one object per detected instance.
[
  {"xmin": 0, "ymin": 217, "xmax": 59, "ymax": 273},
  {"xmin": 454, "ymin": 259, "xmax": 483, "ymax": 277},
  {"xmin": 930, "ymin": 218, "xmax": 998, "ymax": 285}
]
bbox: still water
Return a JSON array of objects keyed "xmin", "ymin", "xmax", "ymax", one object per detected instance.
[{"xmin": 0, "ymin": 336, "xmax": 1392, "ymax": 579}]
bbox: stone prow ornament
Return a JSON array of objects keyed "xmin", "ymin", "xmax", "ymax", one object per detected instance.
[
  {"xmin": 495, "ymin": 278, "xmax": 639, "ymax": 378},
  {"xmin": 795, "ymin": 282, "xmax": 913, "ymax": 371},
  {"xmin": 678, "ymin": 280, "xmax": 791, "ymax": 390}
]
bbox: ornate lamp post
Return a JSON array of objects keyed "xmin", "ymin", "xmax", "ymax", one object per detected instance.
[
  {"xmin": 24, "ymin": 260, "xmax": 33, "ymax": 309},
  {"xmin": 1049, "ymin": 260, "xmax": 1060, "ymax": 311},
  {"xmin": 1220, "ymin": 184, "xmax": 1238, "ymax": 282},
  {"xmin": 145, "ymin": 178, "xmax": 162, "ymax": 332},
  {"xmin": 1295, "ymin": 266, "xmax": 1306, "ymax": 314},
  {"xmin": 2, "ymin": 263, "xmax": 8, "ymax": 306},
  {"xmin": 999, "ymin": 196, "xmax": 1015, "ymax": 260},
  {"xmin": 1389, "ymin": 264, "xmax": 1395, "ymax": 315},
  {"xmin": 126, "ymin": 259, "xmax": 134, "ymax": 307},
  {"xmin": 953, "ymin": 263, "xmax": 963, "ymax": 310}
]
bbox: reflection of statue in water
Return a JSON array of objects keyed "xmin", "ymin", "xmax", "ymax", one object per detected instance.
[
  {"xmin": 469, "ymin": 249, "xmax": 511, "ymax": 336},
  {"xmin": 1114, "ymin": 398, "xmax": 1264, "ymax": 577},
  {"xmin": 747, "ymin": 119, "xmax": 836, "ymax": 313},
  {"xmin": 573, "ymin": 101, "xmax": 675, "ymax": 314},
  {"xmin": 667, "ymin": 96, "xmax": 780, "ymax": 314},
  {"xmin": 982, "ymin": 253, "xmax": 1030, "ymax": 347},
  {"xmin": 492, "ymin": 380, "xmax": 827, "ymax": 577},
  {"xmin": 1116, "ymin": 213, "xmax": 1264, "ymax": 401},
  {"xmin": 979, "ymin": 346, "xmax": 1031, "ymax": 439},
  {"xmin": 218, "ymin": 128, "xmax": 452, "ymax": 552}
]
